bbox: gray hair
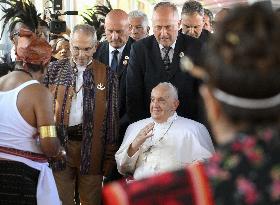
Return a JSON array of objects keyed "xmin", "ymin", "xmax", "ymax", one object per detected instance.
[
  {"xmin": 70, "ymin": 24, "xmax": 97, "ymax": 45},
  {"xmin": 157, "ymin": 82, "xmax": 178, "ymax": 100},
  {"xmin": 181, "ymin": 0, "xmax": 204, "ymax": 16},
  {"xmin": 128, "ymin": 10, "xmax": 149, "ymax": 28},
  {"xmin": 153, "ymin": 2, "xmax": 179, "ymax": 20}
]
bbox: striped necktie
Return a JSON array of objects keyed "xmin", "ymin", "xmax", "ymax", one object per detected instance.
[{"xmin": 162, "ymin": 47, "xmax": 171, "ymax": 70}]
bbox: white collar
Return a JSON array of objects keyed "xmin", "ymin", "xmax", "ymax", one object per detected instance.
[
  {"xmin": 72, "ymin": 59, "xmax": 92, "ymax": 73},
  {"xmin": 159, "ymin": 41, "xmax": 176, "ymax": 50},
  {"xmin": 109, "ymin": 44, "xmax": 126, "ymax": 55},
  {"xmin": 76, "ymin": 65, "xmax": 86, "ymax": 73},
  {"xmin": 152, "ymin": 112, "xmax": 178, "ymax": 126}
]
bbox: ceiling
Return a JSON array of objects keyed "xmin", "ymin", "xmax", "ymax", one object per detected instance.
[{"xmin": 168, "ymin": 0, "xmax": 280, "ymax": 13}]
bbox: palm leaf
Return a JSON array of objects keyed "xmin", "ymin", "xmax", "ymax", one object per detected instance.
[
  {"xmin": 80, "ymin": 0, "xmax": 112, "ymax": 41},
  {"xmin": 0, "ymin": 0, "xmax": 39, "ymax": 39}
]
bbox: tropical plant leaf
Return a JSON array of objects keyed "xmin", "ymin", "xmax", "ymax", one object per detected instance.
[
  {"xmin": 0, "ymin": 0, "xmax": 39, "ymax": 39},
  {"xmin": 80, "ymin": 0, "xmax": 113, "ymax": 41}
]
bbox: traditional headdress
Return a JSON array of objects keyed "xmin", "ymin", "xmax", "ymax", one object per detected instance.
[
  {"xmin": 0, "ymin": 0, "xmax": 39, "ymax": 39},
  {"xmin": 16, "ymin": 28, "xmax": 51, "ymax": 66}
]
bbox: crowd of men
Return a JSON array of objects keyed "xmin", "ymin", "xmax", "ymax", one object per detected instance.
[{"xmin": 0, "ymin": 0, "xmax": 240, "ymax": 205}]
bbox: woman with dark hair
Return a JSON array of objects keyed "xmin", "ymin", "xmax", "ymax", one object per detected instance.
[
  {"xmin": 0, "ymin": 29, "xmax": 62, "ymax": 205},
  {"xmin": 102, "ymin": 4, "xmax": 280, "ymax": 205}
]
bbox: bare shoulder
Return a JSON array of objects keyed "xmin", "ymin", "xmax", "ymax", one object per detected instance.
[
  {"xmin": 25, "ymin": 83, "xmax": 53, "ymax": 104},
  {"xmin": 17, "ymin": 82, "xmax": 54, "ymax": 127}
]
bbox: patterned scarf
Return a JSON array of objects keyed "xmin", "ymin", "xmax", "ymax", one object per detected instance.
[{"xmin": 80, "ymin": 68, "xmax": 95, "ymax": 174}]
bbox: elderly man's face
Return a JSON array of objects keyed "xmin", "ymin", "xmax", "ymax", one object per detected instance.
[
  {"xmin": 152, "ymin": 6, "xmax": 180, "ymax": 48},
  {"xmin": 129, "ymin": 16, "xmax": 149, "ymax": 41},
  {"xmin": 181, "ymin": 12, "xmax": 204, "ymax": 38},
  {"xmin": 105, "ymin": 16, "xmax": 129, "ymax": 48},
  {"xmin": 70, "ymin": 30, "xmax": 96, "ymax": 66},
  {"xmin": 150, "ymin": 85, "xmax": 179, "ymax": 123}
]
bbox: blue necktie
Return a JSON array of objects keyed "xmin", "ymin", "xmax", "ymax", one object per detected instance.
[{"xmin": 111, "ymin": 49, "xmax": 119, "ymax": 72}]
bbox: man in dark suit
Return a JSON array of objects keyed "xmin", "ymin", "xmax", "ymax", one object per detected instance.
[
  {"xmin": 94, "ymin": 9, "xmax": 134, "ymax": 182},
  {"xmin": 126, "ymin": 2, "xmax": 203, "ymax": 124},
  {"xmin": 180, "ymin": 0, "xmax": 211, "ymax": 43},
  {"xmin": 94, "ymin": 9, "xmax": 134, "ymax": 142}
]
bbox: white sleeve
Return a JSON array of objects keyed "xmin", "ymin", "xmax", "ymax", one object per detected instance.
[
  {"xmin": 115, "ymin": 145, "xmax": 140, "ymax": 176},
  {"xmin": 190, "ymin": 123, "xmax": 215, "ymax": 161},
  {"xmin": 115, "ymin": 124, "xmax": 140, "ymax": 176}
]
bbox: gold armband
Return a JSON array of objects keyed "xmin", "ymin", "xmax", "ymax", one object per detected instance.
[{"xmin": 39, "ymin": 126, "xmax": 57, "ymax": 138}]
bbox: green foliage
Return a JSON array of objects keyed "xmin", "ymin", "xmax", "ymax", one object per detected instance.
[
  {"xmin": 146, "ymin": 0, "xmax": 156, "ymax": 4},
  {"xmin": 80, "ymin": 0, "xmax": 113, "ymax": 41},
  {"xmin": 0, "ymin": 0, "xmax": 39, "ymax": 39}
]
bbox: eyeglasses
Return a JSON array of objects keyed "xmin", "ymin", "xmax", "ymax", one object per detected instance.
[{"xmin": 71, "ymin": 46, "xmax": 94, "ymax": 53}]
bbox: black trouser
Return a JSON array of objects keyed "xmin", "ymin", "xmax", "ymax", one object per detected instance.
[{"xmin": 68, "ymin": 124, "xmax": 83, "ymax": 205}]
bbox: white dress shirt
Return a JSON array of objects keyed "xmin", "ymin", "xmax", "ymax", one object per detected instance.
[
  {"xmin": 69, "ymin": 65, "xmax": 86, "ymax": 126},
  {"xmin": 115, "ymin": 113, "xmax": 215, "ymax": 180},
  {"xmin": 159, "ymin": 41, "xmax": 176, "ymax": 63}
]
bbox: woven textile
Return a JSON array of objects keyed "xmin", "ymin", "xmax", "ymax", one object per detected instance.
[
  {"xmin": 0, "ymin": 161, "xmax": 40, "ymax": 205},
  {"xmin": 103, "ymin": 163, "xmax": 214, "ymax": 205}
]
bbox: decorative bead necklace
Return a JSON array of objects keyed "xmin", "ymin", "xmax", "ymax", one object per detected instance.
[
  {"xmin": 73, "ymin": 84, "xmax": 83, "ymax": 99},
  {"xmin": 142, "ymin": 117, "xmax": 177, "ymax": 162},
  {"xmin": 73, "ymin": 66, "xmax": 86, "ymax": 99}
]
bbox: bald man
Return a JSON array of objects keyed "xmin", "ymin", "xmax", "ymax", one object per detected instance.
[{"xmin": 94, "ymin": 9, "xmax": 135, "ymax": 182}]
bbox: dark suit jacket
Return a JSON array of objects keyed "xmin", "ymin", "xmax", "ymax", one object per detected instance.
[
  {"xmin": 126, "ymin": 33, "xmax": 204, "ymax": 123},
  {"xmin": 94, "ymin": 37, "xmax": 135, "ymax": 144},
  {"xmin": 179, "ymin": 28, "xmax": 211, "ymax": 47},
  {"xmin": 199, "ymin": 29, "xmax": 211, "ymax": 43}
]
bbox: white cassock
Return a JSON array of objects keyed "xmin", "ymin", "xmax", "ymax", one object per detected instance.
[{"xmin": 115, "ymin": 112, "xmax": 215, "ymax": 180}]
